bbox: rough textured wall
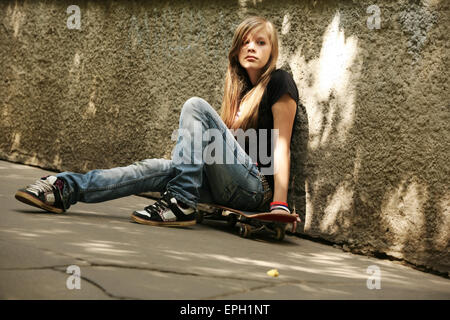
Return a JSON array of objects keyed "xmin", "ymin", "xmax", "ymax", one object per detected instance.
[{"xmin": 1, "ymin": 0, "xmax": 448, "ymax": 275}]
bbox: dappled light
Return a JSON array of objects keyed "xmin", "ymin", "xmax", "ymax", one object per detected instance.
[
  {"xmin": 380, "ymin": 178, "xmax": 428, "ymax": 252},
  {"xmin": 0, "ymin": 226, "xmax": 74, "ymax": 241},
  {"xmin": 280, "ymin": 12, "xmax": 361, "ymax": 150},
  {"xmin": 6, "ymin": 2, "xmax": 25, "ymax": 38},
  {"xmin": 71, "ymin": 240, "xmax": 139, "ymax": 257},
  {"xmin": 278, "ymin": 11, "xmax": 363, "ymax": 238},
  {"xmin": 2, "ymin": 169, "xmax": 449, "ymax": 299},
  {"xmin": 275, "ymin": 3, "xmax": 447, "ymax": 277},
  {"xmin": 319, "ymin": 180, "xmax": 354, "ymax": 234},
  {"xmin": 163, "ymin": 248, "xmax": 417, "ymax": 286}
]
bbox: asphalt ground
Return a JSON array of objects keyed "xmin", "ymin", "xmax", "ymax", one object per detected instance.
[{"xmin": 0, "ymin": 160, "xmax": 449, "ymax": 301}]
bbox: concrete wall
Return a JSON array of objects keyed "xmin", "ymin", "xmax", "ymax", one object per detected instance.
[{"xmin": 1, "ymin": 0, "xmax": 448, "ymax": 275}]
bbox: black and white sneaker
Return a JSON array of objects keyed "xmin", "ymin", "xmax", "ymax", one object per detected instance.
[
  {"xmin": 15, "ymin": 175, "xmax": 66, "ymax": 213},
  {"xmin": 131, "ymin": 191, "xmax": 196, "ymax": 227}
]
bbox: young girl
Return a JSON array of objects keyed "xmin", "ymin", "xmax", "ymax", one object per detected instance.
[{"xmin": 15, "ymin": 16, "xmax": 299, "ymax": 227}]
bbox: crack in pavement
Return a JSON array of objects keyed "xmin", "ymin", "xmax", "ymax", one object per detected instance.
[
  {"xmin": 1, "ymin": 239, "xmax": 273, "ymax": 283},
  {"xmin": 0, "ymin": 263, "xmax": 277, "ymax": 300},
  {"xmin": 88, "ymin": 262, "xmax": 272, "ymax": 283},
  {"xmin": 204, "ymin": 283, "xmax": 284, "ymax": 300},
  {"xmin": 0, "ymin": 264, "xmax": 137, "ymax": 299},
  {"xmin": 0, "ymin": 239, "xmax": 366, "ymax": 300},
  {"xmin": 0, "ymin": 240, "xmax": 274, "ymax": 299},
  {"xmin": 52, "ymin": 267, "xmax": 139, "ymax": 300},
  {"xmin": 0, "ymin": 265, "xmax": 73, "ymax": 271}
]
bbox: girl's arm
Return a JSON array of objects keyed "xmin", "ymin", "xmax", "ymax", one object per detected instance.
[{"xmin": 271, "ymin": 93, "xmax": 297, "ymax": 208}]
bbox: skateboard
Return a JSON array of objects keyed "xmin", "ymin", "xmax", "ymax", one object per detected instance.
[{"xmin": 196, "ymin": 203, "xmax": 300, "ymax": 241}]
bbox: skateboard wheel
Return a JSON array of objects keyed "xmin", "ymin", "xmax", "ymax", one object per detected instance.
[
  {"xmin": 239, "ymin": 224, "xmax": 252, "ymax": 238},
  {"xmin": 227, "ymin": 214, "xmax": 237, "ymax": 227},
  {"xmin": 274, "ymin": 226, "xmax": 285, "ymax": 241},
  {"xmin": 196, "ymin": 212, "xmax": 204, "ymax": 224}
]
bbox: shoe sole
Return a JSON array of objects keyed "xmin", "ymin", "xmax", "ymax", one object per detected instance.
[
  {"xmin": 15, "ymin": 190, "xmax": 64, "ymax": 214},
  {"xmin": 130, "ymin": 213, "xmax": 196, "ymax": 227}
]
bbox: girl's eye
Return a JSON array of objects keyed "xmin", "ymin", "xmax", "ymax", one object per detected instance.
[{"xmin": 241, "ymin": 39, "xmax": 265, "ymax": 46}]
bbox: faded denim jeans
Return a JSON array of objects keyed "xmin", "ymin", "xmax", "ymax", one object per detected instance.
[{"xmin": 57, "ymin": 97, "xmax": 269, "ymax": 211}]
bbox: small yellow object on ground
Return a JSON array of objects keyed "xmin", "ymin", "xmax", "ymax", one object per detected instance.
[{"xmin": 267, "ymin": 269, "xmax": 279, "ymax": 277}]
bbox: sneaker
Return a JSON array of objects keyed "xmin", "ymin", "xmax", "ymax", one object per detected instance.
[
  {"xmin": 15, "ymin": 175, "xmax": 66, "ymax": 214},
  {"xmin": 131, "ymin": 191, "xmax": 196, "ymax": 227}
]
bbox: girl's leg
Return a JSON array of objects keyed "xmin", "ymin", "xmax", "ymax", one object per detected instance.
[
  {"xmin": 132, "ymin": 96, "xmax": 270, "ymax": 226},
  {"xmin": 16, "ymin": 97, "xmax": 269, "ymax": 218},
  {"xmin": 57, "ymin": 159, "xmax": 175, "ymax": 210},
  {"xmin": 165, "ymin": 97, "xmax": 271, "ymax": 211}
]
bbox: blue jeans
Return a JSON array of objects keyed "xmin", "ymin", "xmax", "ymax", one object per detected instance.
[{"xmin": 57, "ymin": 97, "xmax": 270, "ymax": 211}]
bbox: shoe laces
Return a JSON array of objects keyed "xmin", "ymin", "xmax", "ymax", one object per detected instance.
[
  {"xmin": 144, "ymin": 197, "xmax": 170, "ymax": 214},
  {"xmin": 27, "ymin": 178, "xmax": 55, "ymax": 195}
]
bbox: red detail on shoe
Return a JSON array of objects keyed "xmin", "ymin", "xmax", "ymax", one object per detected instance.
[{"xmin": 54, "ymin": 179, "xmax": 65, "ymax": 192}]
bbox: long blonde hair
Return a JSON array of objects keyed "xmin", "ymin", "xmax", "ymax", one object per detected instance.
[{"xmin": 221, "ymin": 16, "xmax": 279, "ymax": 130}]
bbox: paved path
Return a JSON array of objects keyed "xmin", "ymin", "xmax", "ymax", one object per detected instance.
[{"xmin": 0, "ymin": 160, "xmax": 449, "ymax": 300}]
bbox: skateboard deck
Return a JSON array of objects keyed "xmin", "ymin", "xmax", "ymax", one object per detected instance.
[{"xmin": 196, "ymin": 203, "xmax": 300, "ymax": 241}]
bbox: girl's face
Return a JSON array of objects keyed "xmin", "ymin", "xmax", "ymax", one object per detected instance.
[{"xmin": 238, "ymin": 26, "xmax": 272, "ymax": 76}]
